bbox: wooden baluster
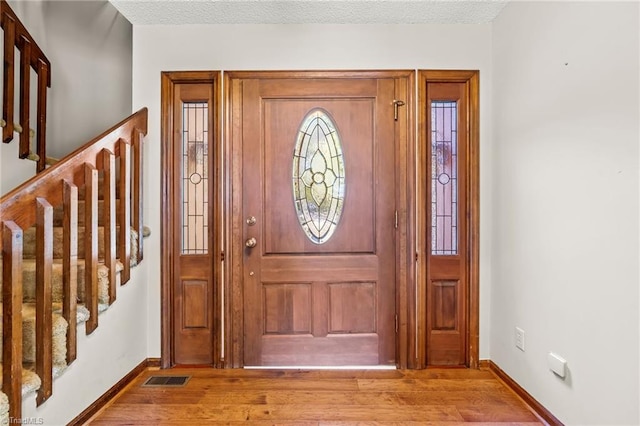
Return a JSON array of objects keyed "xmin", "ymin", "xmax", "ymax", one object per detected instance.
[
  {"xmin": 2, "ymin": 11, "xmax": 15, "ymax": 143},
  {"xmin": 85, "ymin": 163, "xmax": 99, "ymax": 333},
  {"xmin": 103, "ymin": 149, "xmax": 117, "ymax": 304},
  {"xmin": 63, "ymin": 180, "xmax": 78, "ymax": 363},
  {"xmin": 2, "ymin": 221, "xmax": 23, "ymax": 421},
  {"xmin": 36, "ymin": 60, "xmax": 48, "ymax": 172},
  {"xmin": 119, "ymin": 140, "xmax": 131, "ymax": 284},
  {"xmin": 132, "ymin": 130, "xmax": 144, "ymax": 262},
  {"xmin": 35, "ymin": 198, "xmax": 53, "ymax": 405},
  {"xmin": 18, "ymin": 36, "xmax": 31, "ymax": 158}
]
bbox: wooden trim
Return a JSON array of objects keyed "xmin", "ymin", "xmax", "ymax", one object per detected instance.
[
  {"xmin": 147, "ymin": 357, "xmax": 162, "ymax": 368},
  {"xmin": 160, "ymin": 72, "xmax": 174, "ymax": 369},
  {"xmin": 18, "ymin": 35, "xmax": 30, "ymax": 158},
  {"xmin": 84, "ymin": 164, "xmax": 99, "ymax": 334},
  {"xmin": 36, "ymin": 59, "xmax": 48, "ymax": 172},
  {"xmin": 103, "ymin": 149, "xmax": 117, "ymax": 304},
  {"xmin": 160, "ymin": 71, "xmax": 222, "ymax": 368},
  {"xmin": 133, "ymin": 130, "xmax": 144, "ymax": 262},
  {"xmin": 2, "ymin": 221, "xmax": 23, "ymax": 421},
  {"xmin": 225, "ymin": 70, "xmax": 415, "ymax": 80},
  {"xmin": 467, "ymin": 72, "xmax": 480, "ymax": 369},
  {"xmin": 224, "ymin": 72, "xmax": 241, "ymax": 368},
  {"xmin": 62, "ymin": 180, "xmax": 78, "ymax": 363},
  {"xmin": 119, "ymin": 140, "xmax": 132, "ymax": 284},
  {"xmin": 416, "ymin": 74, "xmax": 428, "ymax": 368},
  {"xmin": 488, "ymin": 360, "xmax": 564, "ymax": 426},
  {"xmin": 416, "ymin": 70, "xmax": 480, "ymax": 369},
  {"xmin": 2, "ymin": 11, "xmax": 15, "ymax": 143},
  {"xmin": 419, "ymin": 70, "xmax": 478, "ymax": 82},
  {"xmin": 393, "ymin": 71, "xmax": 415, "ymax": 369},
  {"xmin": 212, "ymin": 76, "xmax": 223, "ymax": 369},
  {"xmin": 35, "ymin": 197, "xmax": 53, "ymax": 405},
  {"xmin": 67, "ymin": 358, "xmax": 154, "ymax": 426}
]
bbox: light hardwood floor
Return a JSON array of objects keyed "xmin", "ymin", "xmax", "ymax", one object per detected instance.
[{"xmin": 88, "ymin": 368, "xmax": 543, "ymax": 425}]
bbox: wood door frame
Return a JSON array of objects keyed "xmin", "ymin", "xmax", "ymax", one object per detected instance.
[
  {"xmin": 160, "ymin": 71, "xmax": 223, "ymax": 368},
  {"xmin": 159, "ymin": 69, "xmax": 479, "ymax": 369},
  {"xmin": 224, "ymin": 70, "xmax": 415, "ymax": 368},
  {"xmin": 416, "ymin": 70, "xmax": 480, "ymax": 369}
]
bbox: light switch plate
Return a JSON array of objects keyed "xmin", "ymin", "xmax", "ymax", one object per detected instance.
[{"xmin": 515, "ymin": 327, "xmax": 525, "ymax": 351}]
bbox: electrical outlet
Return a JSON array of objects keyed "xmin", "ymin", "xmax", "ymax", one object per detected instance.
[{"xmin": 515, "ymin": 327, "xmax": 525, "ymax": 351}]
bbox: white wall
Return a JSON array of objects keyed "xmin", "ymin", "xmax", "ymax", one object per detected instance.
[
  {"xmin": 491, "ymin": 2, "xmax": 639, "ymax": 425},
  {"xmin": 0, "ymin": 140, "xmax": 35, "ymax": 196},
  {"xmin": 1, "ymin": 0, "xmax": 132, "ymax": 195},
  {"xmin": 132, "ymin": 24, "xmax": 494, "ymax": 360}
]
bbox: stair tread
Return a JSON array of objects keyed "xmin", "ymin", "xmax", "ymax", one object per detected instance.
[
  {"xmin": 0, "ymin": 304, "xmax": 68, "ymax": 366},
  {"xmin": 0, "ymin": 302, "xmax": 90, "ymax": 325},
  {"xmin": 0, "ymin": 362, "xmax": 68, "ymax": 397},
  {"xmin": 20, "ymin": 257, "xmax": 124, "ymax": 267},
  {"xmin": 0, "ymin": 364, "xmax": 42, "ymax": 397}
]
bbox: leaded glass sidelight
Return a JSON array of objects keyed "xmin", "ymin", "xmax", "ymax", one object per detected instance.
[
  {"xmin": 292, "ymin": 109, "xmax": 345, "ymax": 244},
  {"xmin": 181, "ymin": 102, "xmax": 209, "ymax": 254},
  {"xmin": 431, "ymin": 101, "xmax": 458, "ymax": 255}
]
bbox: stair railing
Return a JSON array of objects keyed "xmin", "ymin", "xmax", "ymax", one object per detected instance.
[
  {"xmin": 1, "ymin": 0, "xmax": 51, "ymax": 172},
  {"xmin": 0, "ymin": 108, "xmax": 147, "ymax": 420}
]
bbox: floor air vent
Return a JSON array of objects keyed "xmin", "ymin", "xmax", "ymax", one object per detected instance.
[{"xmin": 142, "ymin": 375, "xmax": 190, "ymax": 387}]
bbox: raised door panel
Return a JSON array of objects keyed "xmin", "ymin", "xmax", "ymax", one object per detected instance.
[
  {"xmin": 328, "ymin": 282, "xmax": 376, "ymax": 334},
  {"xmin": 263, "ymin": 283, "xmax": 312, "ymax": 334}
]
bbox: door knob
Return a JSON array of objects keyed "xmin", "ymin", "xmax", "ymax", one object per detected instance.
[{"xmin": 245, "ymin": 237, "xmax": 257, "ymax": 248}]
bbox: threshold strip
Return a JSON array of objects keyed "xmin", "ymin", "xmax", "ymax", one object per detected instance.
[{"xmin": 244, "ymin": 365, "xmax": 397, "ymax": 370}]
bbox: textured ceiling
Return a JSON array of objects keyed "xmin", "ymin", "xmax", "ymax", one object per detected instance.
[{"xmin": 109, "ymin": 0, "xmax": 509, "ymax": 25}]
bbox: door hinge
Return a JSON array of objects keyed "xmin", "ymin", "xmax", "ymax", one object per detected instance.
[
  {"xmin": 394, "ymin": 210, "xmax": 398, "ymax": 229},
  {"xmin": 395, "ymin": 314, "xmax": 399, "ymax": 333},
  {"xmin": 393, "ymin": 100, "xmax": 405, "ymax": 121},
  {"xmin": 221, "ymin": 251, "xmax": 225, "ymax": 262}
]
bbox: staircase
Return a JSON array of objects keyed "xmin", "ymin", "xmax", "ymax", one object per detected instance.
[{"xmin": 0, "ymin": 1, "xmax": 148, "ymax": 421}]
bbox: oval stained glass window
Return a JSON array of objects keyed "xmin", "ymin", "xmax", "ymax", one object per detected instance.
[{"xmin": 292, "ymin": 109, "xmax": 345, "ymax": 244}]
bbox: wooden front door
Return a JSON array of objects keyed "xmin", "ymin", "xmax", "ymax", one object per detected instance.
[{"xmin": 229, "ymin": 72, "xmax": 406, "ymax": 366}]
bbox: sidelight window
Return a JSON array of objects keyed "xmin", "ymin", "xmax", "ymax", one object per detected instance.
[
  {"xmin": 181, "ymin": 102, "xmax": 209, "ymax": 254},
  {"xmin": 431, "ymin": 101, "xmax": 458, "ymax": 255}
]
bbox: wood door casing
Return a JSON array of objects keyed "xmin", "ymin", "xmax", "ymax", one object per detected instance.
[
  {"xmin": 161, "ymin": 72, "xmax": 222, "ymax": 367},
  {"xmin": 228, "ymin": 72, "xmax": 411, "ymax": 367},
  {"xmin": 158, "ymin": 70, "xmax": 479, "ymax": 370}
]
